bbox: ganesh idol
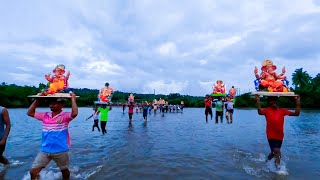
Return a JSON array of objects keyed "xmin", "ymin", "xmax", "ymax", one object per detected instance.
[
  {"xmin": 40, "ymin": 64, "xmax": 71, "ymax": 95},
  {"xmin": 254, "ymin": 59, "xmax": 290, "ymax": 92},
  {"xmin": 99, "ymin": 82, "xmax": 114, "ymax": 103},
  {"xmin": 213, "ymin": 80, "xmax": 226, "ymax": 94}
]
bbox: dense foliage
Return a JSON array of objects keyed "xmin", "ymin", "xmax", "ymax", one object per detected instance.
[
  {"xmin": 0, "ymin": 68, "xmax": 318, "ymax": 108},
  {"xmin": 0, "ymin": 83, "xmax": 203, "ymax": 108}
]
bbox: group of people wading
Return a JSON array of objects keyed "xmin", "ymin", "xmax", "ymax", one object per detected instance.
[{"xmin": 204, "ymin": 95, "xmax": 234, "ymax": 123}]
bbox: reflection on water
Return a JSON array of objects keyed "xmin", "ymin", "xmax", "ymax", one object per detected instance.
[{"xmin": 3, "ymin": 107, "xmax": 320, "ymax": 179}]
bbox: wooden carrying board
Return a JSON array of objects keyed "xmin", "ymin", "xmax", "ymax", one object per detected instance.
[
  {"xmin": 251, "ymin": 91, "xmax": 296, "ymax": 96},
  {"xmin": 94, "ymin": 101, "xmax": 111, "ymax": 105},
  {"xmin": 28, "ymin": 93, "xmax": 80, "ymax": 98}
]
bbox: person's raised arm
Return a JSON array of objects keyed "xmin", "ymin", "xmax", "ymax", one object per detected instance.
[
  {"xmin": 290, "ymin": 96, "xmax": 300, "ymax": 116},
  {"xmin": 71, "ymin": 93, "xmax": 78, "ymax": 118},
  {"xmin": 27, "ymin": 99, "xmax": 40, "ymax": 117},
  {"xmin": 255, "ymin": 95, "xmax": 264, "ymax": 115},
  {"xmin": 0, "ymin": 108, "xmax": 11, "ymax": 146},
  {"xmin": 86, "ymin": 113, "xmax": 93, "ymax": 121}
]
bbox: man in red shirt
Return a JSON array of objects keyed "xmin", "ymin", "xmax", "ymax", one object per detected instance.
[
  {"xmin": 255, "ymin": 95, "xmax": 300, "ymax": 166},
  {"xmin": 128, "ymin": 102, "xmax": 135, "ymax": 124},
  {"xmin": 204, "ymin": 95, "xmax": 213, "ymax": 122}
]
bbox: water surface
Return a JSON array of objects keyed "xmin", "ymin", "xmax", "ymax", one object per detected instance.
[{"xmin": 2, "ymin": 107, "xmax": 320, "ymax": 179}]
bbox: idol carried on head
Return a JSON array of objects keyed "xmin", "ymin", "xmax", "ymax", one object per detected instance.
[
  {"xmin": 28, "ymin": 64, "xmax": 79, "ymax": 99},
  {"xmin": 211, "ymin": 80, "xmax": 226, "ymax": 97},
  {"xmin": 41, "ymin": 64, "xmax": 71, "ymax": 96},
  {"xmin": 229, "ymin": 86, "xmax": 236, "ymax": 98},
  {"xmin": 98, "ymin": 82, "xmax": 114, "ymax": 103},
  {"xmin": 153, "ymin": 99, "xmax": 158, "ymax": 105},
  {"xmin": 254, "ymin": 59, "xmax": 290, "ymax": 92},
  {"xmin": 128, "ymin": 94, "xmax": 135, "ymax": 103}
]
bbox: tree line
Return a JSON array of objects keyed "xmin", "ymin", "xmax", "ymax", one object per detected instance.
[
  {"xmin": 0, "ymin": 83, "xmax": 204, "ymax": 108},
  {"xmin": 0, "ymin": 68, "xmax": 318, "ymax": 108}
]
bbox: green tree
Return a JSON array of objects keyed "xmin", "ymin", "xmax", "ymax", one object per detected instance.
[{"xmin": 292, "ymin": 68, "xmax": 312, "ymax": 92}]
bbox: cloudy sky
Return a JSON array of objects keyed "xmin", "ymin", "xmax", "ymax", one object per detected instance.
[{"xmin": 0, "ymin": 0, "xmax": 319, "ymax": 96}]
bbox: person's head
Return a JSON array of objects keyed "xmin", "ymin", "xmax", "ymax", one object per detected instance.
[
  {"xmin": 130, "ymin": 102, "xmax": 133, "ymax": 105},
  {"xmin": 102, "ymin": 104, "xmax": 107, "ymax": 108},
  {"xmin": 267, "ymin": 96, "xmax": 278, "ymax": 108},
  {"xmin": 49, "ymin": 98, "xmax": 64, "ymax": 112},
  {"xmin": 93, "ymin": 107, "xmax": 98, "ymax": 111}
]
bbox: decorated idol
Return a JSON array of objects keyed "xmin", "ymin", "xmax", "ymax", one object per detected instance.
[
  {"xmin": 98, "ymin": 82, "xmax": 114, "ymax": 103},
  {"xmin": 254, "ymin": 59, "xmax": 290, "ymax": 92}
]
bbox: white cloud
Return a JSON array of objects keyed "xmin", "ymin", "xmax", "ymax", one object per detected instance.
[
  {"xmin": 156, "ymin": 42, "xmax": 177, "ymax": 56},
  {"xmin": 9, "ymin": 73, "xmax": 36, "ymax": 82},
  {"xmin": 199, "ymin": 59, "xmax": 207, "ymax": 65},
  {"xmin": 143, "ymin": 80, "xmax": 189, "ymax": 95},
  {"xmin": 16, "ymin": 66, "xmax": 31, "ymax": 72},
  {"xmin": 85, "ymin": 60, "xmax": 124, "ymax": 75}
]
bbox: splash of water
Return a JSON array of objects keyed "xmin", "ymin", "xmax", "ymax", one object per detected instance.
[{"xmin": 266, "ymin": 158, "xmax": 289, "ymax": 175}]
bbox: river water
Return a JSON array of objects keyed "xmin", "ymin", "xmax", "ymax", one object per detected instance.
[{"xmin": 1, "ymin": 107, "xmax": 319, "ymax": 179}]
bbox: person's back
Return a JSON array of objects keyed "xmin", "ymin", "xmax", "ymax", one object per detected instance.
[
  {"xmin": 215, "ymin": 100, "xmax": 223, "ymax": 112},
  {"xmin": 143, "ymin": 105, "xmax": 149, "ymax": 120},
  {"xmin": 128, "ymin": 104, "xmax": 134, "ymax": 114},
  {"xmin": 98, "ymin": 106, "xmax": 110, "ymax": 135},
  {"xmin": 128, "ymin": 103, "xmax": 134, "ymax": 122},
  {"xmin": 226, "ymin": 101, "xmax": 233, "ymax": 110},
  {"xmin": 143, "ymin": 105, "xmax": 149, "ymax": 113},
  {"xmin": 98, "ymin": 107, "xmax": 110, "ymax": 122},
  {"xmin": 92, "ymin": 110, "xmax": 99, "ymax": 120}
]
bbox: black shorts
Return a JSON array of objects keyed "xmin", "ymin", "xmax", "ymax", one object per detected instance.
[
  {"xmin": 268, "ymin": 139, "xmax": 283, "ymax": 151},
  {"xmin": 129, "ymin": 113, "xmax": 133, "ymax": 119},
  {"xmin": 216, "ymin": 111, "xmax": 223, "ymax": 116},
  {"xmin": 227, "ymin": 109, "xmax": 234, "ymax": 114},
  {"xmin": 205, "ymin": 106, "xmax": 212, "ymax": 115},
  {"xmin": 94, "ymin": 119, "xmax": 99, "ymax": 125},
  {"xmin": 0, "ymin": 144, "xmax": 6, "ymax": 156}
]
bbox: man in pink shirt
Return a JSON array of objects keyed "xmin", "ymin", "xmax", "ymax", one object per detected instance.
[{"xmin": 27, "ymin": 94, "xmax": 78, "ymax": 180}]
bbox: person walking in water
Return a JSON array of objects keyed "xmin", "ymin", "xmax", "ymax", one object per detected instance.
[
  {"xmin": 142, "ymin": 102, "xmax": 149, "ymax": 121},
  {"xmin": 215, "ymin": 97, "xmax": 224, "ymax": 123},
  {"xmin": 86, "ymin": 107, "xmax": 100, "ymax": 132},
  {"xmin": 98, "ymin": 104, "xmax": 112, "ymax": 135},
  {"xmin": 27, "ymin": 94, "xmax": 78, "ymax": 180},
  {"xmin": 0, "ymin": 106, "xmax": 11, "ymax": 165},
  {"xmin": 225, "ymin": 97, "xmax": 234, "ymax": 124},
  {"xmin": 128, "ymin": 102, "xmax": 135, "ymax": 124},
  {"xmin": 255, "ymin": 95, "xmax": 300, "ymax": 167},
  {"xmin": 122, "ymin": 103, "xmax": 126, "ymax": 114},
  {"xmin": 204, "ymin": 95, "xmax": 213, "ymax": 123}
]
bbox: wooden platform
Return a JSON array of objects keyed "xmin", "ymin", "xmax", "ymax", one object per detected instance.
[
  {"xmin": 251, "ymin": 91, "xmax": 296, "ymax": 96},
  {"xmin": 211, "ymin": 93, "xmax": 227, "ymax": 97},
  {"xmin": 28, "ymin": 93, "xmax": 80, "ymax": 98},
  {"xmin": 94, "ymin": 101, "xmax": 111, "ymax": 105}
]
